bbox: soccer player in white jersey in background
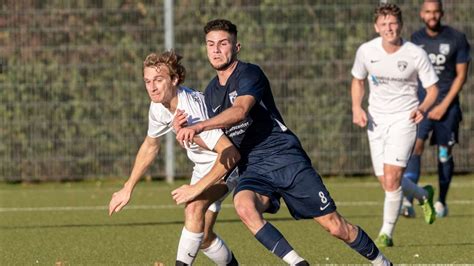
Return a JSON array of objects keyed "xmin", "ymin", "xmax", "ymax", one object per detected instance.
[
  {"xmin": 351, "ymin": 3, "xmax": 439, "ymax": 247},
  {"xmin": 108, "ymin": 50, "xmax": 240, "ymax": 265}
]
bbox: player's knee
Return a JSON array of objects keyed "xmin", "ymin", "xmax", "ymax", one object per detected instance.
[
  {"xmin": 234, "ymin": 201, "xmax": 259, "ymax": 224},
  {"xmin": 234, "ymin": 202, "xmax": 252, "ymax": 221},
  {"xmin": 184, "ymin": 201, "xmax": 206, "ymax": 221}
]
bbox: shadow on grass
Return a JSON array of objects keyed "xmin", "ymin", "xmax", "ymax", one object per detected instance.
[{"xmin": 2, "ymin": 213, "xmax": 473, "ymax": 230}]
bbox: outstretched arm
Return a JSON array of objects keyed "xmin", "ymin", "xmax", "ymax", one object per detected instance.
[
  {"xmin": 175, "ymin": 95, "xmax": 256, "ymax": 144},
  {"xmin": 171, "ymin": 135, "xmax": 240, "ymax": 205},
  {"xmin": 108, "ymin": 136, "xmax": 161, "ymax": 215},
  {"xmin": 351, "ymin": 78, "xmax": 368, "ymax": 128}
]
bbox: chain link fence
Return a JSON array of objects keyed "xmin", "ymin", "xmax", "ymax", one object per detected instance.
[{"xmin": 1, "ymin": 0, "xmax": 473, "ymax": 181}]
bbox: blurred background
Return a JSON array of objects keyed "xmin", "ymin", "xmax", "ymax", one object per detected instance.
[{"xmin": 1, "ymin": 0, "xmax": 472, "ymax": 181}]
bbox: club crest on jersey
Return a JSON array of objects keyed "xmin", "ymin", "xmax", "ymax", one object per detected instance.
[
  {"xmin": 439, "ymin": 43, "xmax": 450, "ymax": 55},
  {"xmin": 229, "ymin": 91, "xmax": 238, "ymax": 104},
  {"xmin": 190, "ymin": 91, "xmax": 201, "ymax": 103},
  {"xmin": 397, "ymin": 60, "xmax": 408, "ymax": 72}
]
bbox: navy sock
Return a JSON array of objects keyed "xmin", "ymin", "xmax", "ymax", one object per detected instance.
[
  {"xmin": 438, "ymin": 157, "xmax": 454, "ymax": 204},
  {"xmin": 404, "ymin": 154, "xmax": 421, "ymax": 184},
  {"xmin": 403, "ymin": 154, "xmax": 421, "ymax": 202},
  {"xmin": 255, "ymin": 222, "xmax": 293, "ymax": 258},
  {"xmin": 348, "ymin": 226, "xmax": 379, "ymax": 261}
]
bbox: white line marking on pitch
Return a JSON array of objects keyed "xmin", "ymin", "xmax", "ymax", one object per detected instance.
[{"xmin": 1, "ymin": 200, "xmax": 473, "ymax": 212}]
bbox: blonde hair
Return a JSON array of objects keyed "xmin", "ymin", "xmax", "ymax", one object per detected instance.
[{"xmin": 143, "ymin": 50, "xmax": 186, "ymax": 85}]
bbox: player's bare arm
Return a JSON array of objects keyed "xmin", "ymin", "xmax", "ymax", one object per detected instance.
[
  {"xmin": 171, "ymin": 135, "xmax": 240, "ymax": 205},
  {"xmin": 429, "ymin": 62, "xmax": 469, "ymax": 120},
  {"xmin": 176, "ymin": 95, "xmax": 256, "ymax": 144},
  {"xmin": 351, "ymin": 78, "xmax": 368, "ymax": 128},
  {"xmin": 411, "ymin": 84, "xmax": 438, "ymax": 124},
  {"xmin": 108, "ymin": 136, "xmax": 161, "ymax": 215}
]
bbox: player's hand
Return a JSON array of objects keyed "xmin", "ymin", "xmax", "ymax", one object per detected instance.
[
  {"xmin": 171, "ymin": 184, "xmax": 202, "ymax": 205},
  {"xmin": 427, "ymin": 105, "xmax": 446, "ymax": 121},
  {"xmin": 173, "ymin": 109, "xmax": 188, "ymax": 132},
  {"xmin": 108, "ymin": 188, "xmax": 132, "ymax": 216},
  {"xmin": 410, "ymin": 108, "xmax": 424, "ymax": 124},
  {"xmin": 176, "ymin": 125, "xmax": 201, "ymax": 148},
  {"xmin": 352, "ymin": 108, "xmax": 367, "ymax": 127}
]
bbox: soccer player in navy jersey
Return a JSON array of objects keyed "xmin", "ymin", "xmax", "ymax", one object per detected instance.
[
  {"xmin": 401, "ymin": 0, "xmax": 471, "ymax": 218},
  {"xmin": 174, "ymin": 19, "xmax": 391, "ymax": 265}
]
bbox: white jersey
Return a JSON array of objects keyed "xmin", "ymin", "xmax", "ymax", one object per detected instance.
[
  {"xmin": 147, "ymin": 86, "xmax": 224, "ymax": 179},
  {"xmin": 351, "ymin": 37, "xmax": 438, "ymax": 115}
]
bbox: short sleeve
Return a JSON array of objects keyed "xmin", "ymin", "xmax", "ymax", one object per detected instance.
[
  {"xmin": 416, "ymin": 49, "xmax": 439, "ymax": 89},
  {"xmin": 456, "ymin": 33, "xmax": 471, "ymax": 64},
  {"xmin": 237, "ymin": 66, "xmax": 267, "ymax": 103},
  {"xmin": 351, "ymin": 45, "xmax": 368, "ymax": 80},
  {"xmin": 198, "ymin": 129, "xmax": 224, "ymax": 151},
  {"xmin": 147, "ymin": 103, "xmax": 172, "ymax": 138}
]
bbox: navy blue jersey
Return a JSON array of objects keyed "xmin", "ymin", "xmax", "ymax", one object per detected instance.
[
  {"xmin": 204, "ymin": 61, "xmax": 310, "ymax": 173},
  {"xmin": 411, "ymin": 26, "xmax": 471, "ymax": 105}
]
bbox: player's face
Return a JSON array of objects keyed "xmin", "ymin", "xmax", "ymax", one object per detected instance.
[
  {"xmin": 420, "ymin": 2, "xmax": 443, "ymax": 31},
  {"xmin": 143, "ymin": 66, "xmax": 177, "ymax": 104},
  {"xmin": 374, "ymin": 15, "xmax": 402, "ymax": 45},
  {"xmin": 205, "ymin": 30, "xmax": 240, "ymax": 71}
]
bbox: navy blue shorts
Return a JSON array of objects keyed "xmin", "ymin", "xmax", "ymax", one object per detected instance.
[
  {"xmin": 234, "ymin": 162, "xmax": 337, "ymax": 219},
  {"xmin": 417, "ymin": 104, "xmax": 462, "ymax": 146}
]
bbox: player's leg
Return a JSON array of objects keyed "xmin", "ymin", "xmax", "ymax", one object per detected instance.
[
  {"xmin": 200, "ymin": 209, "xmax": 237, "ymax": 266},
  {"xmin": 278, "ymin": 162, "xmax": 391, "ymax": 265},
  {"xmin": 200, "ymin": 170, "xmax": 240, "ymax": 265},
  {"xmin": 234, "ymin": 181, "xmax": 307, "ymax": 265},
  {"xmin": 314, "ymin": 212, "xmax": 391, "ymax": 266},
  {"xmin": 400, "ymin": 138, "xmax": 425, "ymax": 217},
  {"xmin": 434, "ymin": 105, "xmax": 461, "ymax": 217},
  {"xmin": 404, "ymin": 116, "xmax": 432, "ymax": 188},
  {"xmin": 401, "ymin": 116, "xmax": 431, "ymax": 218},
  {"xmin": 376, "ymin": 164, "xmax": 404, "ymax": 247},
  {"xmin": 176, "ymin": 181, "xmax": 234, "ymax": 265},
  {"xmin": 176, "ymin": 199, "xmax": 208, "ymax": 266},
  {"xmin": 436, "ymin": 143, "xmax": 453, "ymax": 217},
  {"xmin": 366, "ymin": 117, "xmax": 399, "ymax": 246}
]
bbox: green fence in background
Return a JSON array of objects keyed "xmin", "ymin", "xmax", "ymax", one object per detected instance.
[{"xmin": 1, "ymin": 0, "xmax": 473, "ymax": 181}]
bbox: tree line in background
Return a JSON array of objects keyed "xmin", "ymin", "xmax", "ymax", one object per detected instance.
[{"xmin": 1, "ymin": 0, "xmax": 472, "ymax": 181}]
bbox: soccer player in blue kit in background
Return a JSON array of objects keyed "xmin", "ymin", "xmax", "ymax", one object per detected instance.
[
  {"xmin": 401, "ymin": 0, "xmax": 471, "ymax": 218},
  {"xmin": 174, "ymin": 19, "xmax": 392, "ymax": 265}
]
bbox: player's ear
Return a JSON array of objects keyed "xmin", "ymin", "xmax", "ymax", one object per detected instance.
[
  {"xmin": 234, "ymin": 42, "xmax": 241, "ymax": 54},
  {"xmin": 172, "ymin": 76, "xmax": 179, "ymax": 86},
  {"xmin": 374, "ymin": 23, "xmax": 380, "ymax": 34}
]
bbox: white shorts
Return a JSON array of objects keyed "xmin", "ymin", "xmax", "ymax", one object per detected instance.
[
  {"xmin": 190, "ymin": 168, "xmax": 240, "ymax": 213},
  {"xmin": 367, "ymin": 111, "xmax": 416, "ymax": 177}
]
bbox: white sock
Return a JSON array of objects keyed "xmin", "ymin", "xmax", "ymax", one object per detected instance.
[
  {"xmin": 380, "ymin": 186, "xmax": 402, "ymax": 238},
  {"xmin": 176, "ymin": 227, "xmax": 203, "ymax": 265},
  {"xmin": 401, "ymin": 177, "xmax": 427, "ymax": 203},
  {"xmin": 282, "ymin": 250, "xmax": 305, "ymax": 265},
  {"xmin": 371, "ymin": 251, "xmax": 392, "ymax": 266},
  {"xmin": 202, "ymin": 235, "xmax": 232, "ymax": 266}
]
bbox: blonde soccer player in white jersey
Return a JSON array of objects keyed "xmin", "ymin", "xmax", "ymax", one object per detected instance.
[
  {"xmin": 108, "ymin": 50, "xmax": 239, "ymax": 265},
  {"xmin": 351, "ymin": 3, "xmax": 439, "ymax": 247}
]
